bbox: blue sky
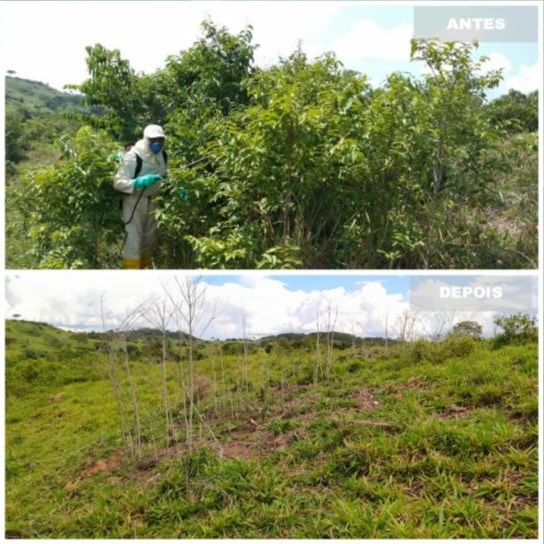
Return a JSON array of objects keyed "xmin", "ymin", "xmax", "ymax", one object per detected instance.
[
  {"xmin": 0, "ymin": 1, "xmax": 540, "ymax": 98},
  {"xmin": 203, "ymin": 273, "xmax": 409, "ymax": 294}
]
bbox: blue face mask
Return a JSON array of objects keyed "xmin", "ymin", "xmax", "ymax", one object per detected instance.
[{"xmin": 150, "ymin": 141, "xmax": 163, "ymax": 154}]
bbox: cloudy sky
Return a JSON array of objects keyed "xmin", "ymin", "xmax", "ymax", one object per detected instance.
[
  {"xmin": 4, "ymin": 272, "xmax": 538, "ymax": 340},
  {"xmin": 0, "ymin": 1, "xmax": 540, "ymax": 98}
]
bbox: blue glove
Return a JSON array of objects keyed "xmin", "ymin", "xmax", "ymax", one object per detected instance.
[{"xmin": 133, "ymin": 174, "xmax": 162, "ymax": 190}]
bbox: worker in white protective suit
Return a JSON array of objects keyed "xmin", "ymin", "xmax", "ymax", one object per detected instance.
[{"xmin": 113, "ymin": 124, "xmax": 168, "ymax": 269}]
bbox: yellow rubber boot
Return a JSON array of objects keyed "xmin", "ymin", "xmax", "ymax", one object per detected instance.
[
  {"xmin": 140, "ymin": 251, "xmax": 154, "ymax": 269},
  {"xmin": 122, "ymin": 258, "xmax": 141, "ymax": 269}
]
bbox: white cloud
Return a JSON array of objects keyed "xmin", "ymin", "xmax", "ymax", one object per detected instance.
[
  {"xmin": 330, "ymin": 19, "xmax": 413, "ymax": 64},
  {"xmin": 476, "ymin": 52, "xmax": 539, "ymax": 94},
  {"xmin": 501, "ymin": 62, "xmax": 540, "ymax": 93},
  {"xmin": 0, "ymin": 1, "xmax": 343, "ymax": 91},
  {"xmin": 5, "ymin": 272, "xmax": 410, "ymax": 340},
  {"xmin": 1, "ymin": 1, "xmax": 538, "ymax": 96},
  {"xmin": 5, "ymin": 271, "xmax": 162, "ymax": 330},
  {"xmin": 200, "ymin": 1, "xmax": 342, "ymax": 67},
  {"xmin": 5, "ymin": 273, "xmax": 537, "ymax": 340},
  {"xmin": 477, "ymin": 51, "xmax": 512, "ymax": 75}
]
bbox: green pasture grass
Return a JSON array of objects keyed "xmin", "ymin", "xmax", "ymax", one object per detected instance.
[{"xmin": 5, "ymin": 326, "xmax": 538, "ymax": 538}]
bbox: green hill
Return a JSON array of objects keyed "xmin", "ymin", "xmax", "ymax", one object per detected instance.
[
  {"xmin": 4, "ymin": 76, "xmax": 97, "ymax": 182},
  {"xmin": 4, "ymin": 319, "xmax": 539, "ymax": 538},
  {"xmin": 5, "ymin": 76, "xmax": 88, "ymax": 116}
]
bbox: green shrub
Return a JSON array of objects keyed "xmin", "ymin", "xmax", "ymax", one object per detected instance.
[{"xmin": 493, "ymin": 313, "xmax": 538, "ymax": 347}]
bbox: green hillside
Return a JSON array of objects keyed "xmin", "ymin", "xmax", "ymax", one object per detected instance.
[
  {"xmin": 5, "ymin": 319, "xmax": 538, "ymax": 538},
  {"xmin": 4, "ymin": 76, "xmax": 94, "ymax": 187},
  {"xmin": 5, "ymin": 76, "xmax": 88, "ymax": 116}
]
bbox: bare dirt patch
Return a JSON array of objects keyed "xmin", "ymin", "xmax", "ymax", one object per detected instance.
[
  {"xmin": 351, "ymin": 388, "xmax": 381, "ymax": 411},
  {"xmin": 80, "ymin": 449, "xmax": 125, "ymax": 478},
  {"xmin": 220, "ymin": 438, "xmax": 256, "ymax": 460},
  {"xmin": 64, "ymin": 449, "xmax": 126, "ymax": 494}
]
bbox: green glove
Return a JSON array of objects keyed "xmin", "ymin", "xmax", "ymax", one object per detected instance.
[
  {"xmin": 178, "ymin": 187, "xmax": 189, "ymax": 202},
  {"xmin": 133, "ymin": 174, "xmax": 162, "ymax": 190}
]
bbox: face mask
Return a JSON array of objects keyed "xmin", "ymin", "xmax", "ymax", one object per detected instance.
[{"xmin": 150, "ymin": 141, "xmax": 163, "ymax": 154}]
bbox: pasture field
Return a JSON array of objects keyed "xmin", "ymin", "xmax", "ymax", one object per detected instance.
[{"xmin": 4, "ymin": 320, "xmax": 539, "ymax": 538}]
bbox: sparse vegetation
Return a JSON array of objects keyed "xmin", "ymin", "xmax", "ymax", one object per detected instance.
[{"xmin": 5, "ymin": 317, "xmax": 538, "ymax": 538}]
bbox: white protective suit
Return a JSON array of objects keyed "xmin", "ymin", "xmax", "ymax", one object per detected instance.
[{"xmin": 113, "ymin": 138, "xmax": 167, "ymax": 268}]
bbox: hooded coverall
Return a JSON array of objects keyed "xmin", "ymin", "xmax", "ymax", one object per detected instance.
[{"xmin": 113, "ymin": 138, "xmax": 167, "ymax": 269}]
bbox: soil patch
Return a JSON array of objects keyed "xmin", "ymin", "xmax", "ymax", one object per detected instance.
[
  {"xmin": 351, "ymin": 388, "xmax": 381, "ymax": 411},
  {"xmin": 81, "ymin": 449, "xmax": 125, "ymax": 478}
]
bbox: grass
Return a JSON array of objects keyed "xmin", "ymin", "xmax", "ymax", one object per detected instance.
[{"xmin": 4, "ymin": 320, "xmax": 539, "ymax": 538}]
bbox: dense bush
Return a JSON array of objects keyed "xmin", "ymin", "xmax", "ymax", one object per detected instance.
[
  {"xmin": 5, "ymin": 24, "xmax": 538, "ymax": 269},
  {"xmin": 493, "ymin": 313, "xmax": 538, "ymax": 347},
  {"xmin": 8, "ymin": 126, "xmax": 122, "ymax": 268}
]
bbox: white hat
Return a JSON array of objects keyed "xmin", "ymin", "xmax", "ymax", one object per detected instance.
[{"xmin": 143, "ymin": 124, "xmax": 166, "ymax": 139}]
